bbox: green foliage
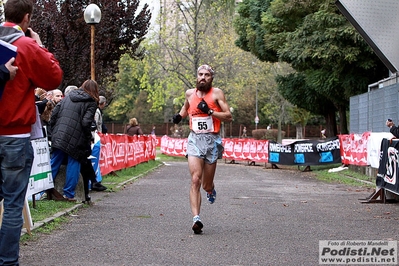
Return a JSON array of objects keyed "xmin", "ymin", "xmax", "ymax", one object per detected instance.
[
  {"xmin": 25, "ymin": 0, "xmax": 151, "ymax": 94},
  {"xmin": 234, "ymin": 0, "xmax": 388, "ymax": 135},
  {"xmin": 106, "ymin": 53, "xmax": 165, "ymax": 124},
  {"xmin": 103, "ymin": 0, "xmax": 297, "ymax": 128}
]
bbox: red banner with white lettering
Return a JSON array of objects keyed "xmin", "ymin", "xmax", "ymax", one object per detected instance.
[
  {"xmin": 98, "ymin": 133, "xmax": 156, "ymax": 176},
  {"xmin": 160, "ymin": 136, "xmax": 269, "ymax": 163},
  {"xmin": 338, "ymin": 132, "xmax": 370, "ymax": 166}
]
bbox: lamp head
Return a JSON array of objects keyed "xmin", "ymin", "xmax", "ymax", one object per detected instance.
[{"xmin": 84, "ymin": 4, "xmax": 101, "ymax": 24}]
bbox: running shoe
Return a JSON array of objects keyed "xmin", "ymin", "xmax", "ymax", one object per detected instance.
[
  {"xmin": 192, "ymin": 215, "xmax": 203, "ymax": 234},
  {"xmin": 206, "ymin": 188, "xmax": 217, "ymax": 204}
]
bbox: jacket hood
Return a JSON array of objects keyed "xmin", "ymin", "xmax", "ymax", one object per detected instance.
[
  {"xmin": 69, "ymin": 88, "xmax": 96, "ymax": 103},
  {"xmin": 0, "ymin": 26, "xmax": 24, "ymax": 43}
]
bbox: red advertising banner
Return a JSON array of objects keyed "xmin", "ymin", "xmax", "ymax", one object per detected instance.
[
  {"xmin": 155, "ymin": 136, "xmax": 162, "ymax": 147},
  {"xmin": 98, "ymin": 133, "xmax": 156, "ymax": 176},
  {"xmin": 339, "ymin": 132, "xmax": 370, "ymax": 166},
  {"xmin": 161, "ymin": 136, "xmax": 269, "ymax": 163},
  {"xmin": 160, "ymin": 135, "xmax": 187, "ymax": 157}
]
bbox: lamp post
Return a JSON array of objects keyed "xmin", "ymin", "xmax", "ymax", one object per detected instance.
[
  {"xmin": 255, "ymin": 86, "xmax": 259, "ymax": 129},
  {"xmin": 84, "ymin": 4, "xmax": 101, "ymax": 81},
  {"xmin": 230, "ymin": 107, "xmax": 234, "ymax": 138}
]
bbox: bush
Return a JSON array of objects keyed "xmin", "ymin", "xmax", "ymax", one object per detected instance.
[{"xmin": 252, "ymin": 129, "xmax": 285, "ymax": 141}]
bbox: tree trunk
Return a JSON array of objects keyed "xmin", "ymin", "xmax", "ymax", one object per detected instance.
[
  {"xmin": 338, "ymin": 107, "xmax": 348, "ymax": 134},
  {"xmin": 325, "ymin": 110, "xmax": 338, "ymax": 138},
  {"xmin": 296, "ymin": 124, "xmax": 303, "ymax": 139}
]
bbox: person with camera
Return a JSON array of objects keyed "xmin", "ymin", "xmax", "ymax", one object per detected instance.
[
  {"xmin": 386, "ymin": 118, "xmax": 399, "ymax": 138},
  {"xmin": 0, "ymin": 0, "xmax": 63, "ymax": 264},
  {"xmin": 172, "ymin": 64, "xmax": 232, "ymax": 234}
]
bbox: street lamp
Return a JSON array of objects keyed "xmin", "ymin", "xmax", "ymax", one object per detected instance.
[
  {"xmin": 84, "ymin": 4, "xmax": 102, "ymax": 81},
  {"xmin": 255, "ymin": 86, "xmax": 259, "ymax": 129},
  {"xmin": 230, "ymin": 107, "xmax": 234, "ymax": 138}
]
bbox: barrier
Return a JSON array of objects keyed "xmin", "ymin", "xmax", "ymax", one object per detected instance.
[
  {"xmin": 338, "ymin": 132, "xmax": 393, "ymax": 168},
  {"xmin": 98, "ymin": 133, "xmax": 156, "ymax": 176},
  {"xmin": 161, "ymin": 136, "xmax": 341, "ymax": 166},
  {"xmin": 377, "ymin": 139, "xmax": 399, "ymax": 195},
  {"xmin": 268, "ymin": 137, "xmax": 341, "ymax": 166}
]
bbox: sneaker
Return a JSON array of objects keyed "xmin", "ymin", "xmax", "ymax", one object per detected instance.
[
  {"xmin": 206, "ymin": 188, "xmax": 217, "ymax": 204},
  {"xmin": 192, "ymin": 215, "xmax": 203, "ymax": 234},
  {"xmin": 62, "ymin": 195, "xmax": 77, "ymax": 202},
  {"xmin": 92, "ymin": 182, "xmax": 107, "ymax": 191}
]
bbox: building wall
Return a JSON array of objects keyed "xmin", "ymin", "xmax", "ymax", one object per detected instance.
[{"xmin": 350, "ymin": 74, "xmax": 399, "ymax": 134}]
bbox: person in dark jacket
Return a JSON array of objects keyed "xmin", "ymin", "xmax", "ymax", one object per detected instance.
[{"xmin": 49, "ymin": 80, "xmax": 99, "ymax": 201}]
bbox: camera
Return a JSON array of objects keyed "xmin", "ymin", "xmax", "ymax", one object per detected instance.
[{"xmin": 25, "ymin": 29, "xmax": 31, "ymax": 37}]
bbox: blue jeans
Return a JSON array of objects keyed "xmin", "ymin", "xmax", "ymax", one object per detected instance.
[
  {"xmin": 91, "ymin": 140, "xmax": 102, "ymax": 182},
  {"xmin": 0, "ymin": 137, "xmax": 33, "ymax": 266},
  {"xmin": 50, "ymin": 148, "xmax": 81, "ymax": 199}
]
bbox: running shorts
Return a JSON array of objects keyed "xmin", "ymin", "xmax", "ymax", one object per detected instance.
[{"xmin": 186, "ymin": 131, "xmax": 224, "ymax": 164}]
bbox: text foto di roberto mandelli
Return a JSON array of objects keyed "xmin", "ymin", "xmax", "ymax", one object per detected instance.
[{"xmin": 319, "ymin": 240, "xmax": 397, "ymax": 265}]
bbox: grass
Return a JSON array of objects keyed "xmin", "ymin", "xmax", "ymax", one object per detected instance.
[
  {"xmin": 156, "ymin": 153, "xmax": 187, "ymax": 162},
  {"xmin": 28, "ymin": 200, "xmax": 77, "ymax": 223},
  {"xmin": 306, "ymin": 164, "xmax": 375, "ymax": 188},
  {"xmin": 102, "ymin": 159, "xmax": 164, "ymax": 192}
]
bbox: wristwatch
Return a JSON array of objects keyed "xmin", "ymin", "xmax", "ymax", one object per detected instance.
[{"xmin": 208, "ymin": 109, "xmax": 214, "ymax": 115}]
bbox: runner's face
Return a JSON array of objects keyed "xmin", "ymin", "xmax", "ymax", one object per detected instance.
[{"xmin": 196, "ymin": 69, "xmax": 212, "ymax": 91}]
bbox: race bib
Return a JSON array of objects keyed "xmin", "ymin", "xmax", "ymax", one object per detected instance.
[{"xmin": 192, "ymin": 116, "xmax": 214, "ymax": 133}]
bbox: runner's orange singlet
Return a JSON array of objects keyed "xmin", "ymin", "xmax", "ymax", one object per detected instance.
[{"xmin": 188, "ymin": 87, "xmax": 221, "ymax": 133}]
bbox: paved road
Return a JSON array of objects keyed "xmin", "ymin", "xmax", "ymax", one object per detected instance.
[{"xmin": 19, "ymin": 161, "xmax": 399, "ymax": 265}]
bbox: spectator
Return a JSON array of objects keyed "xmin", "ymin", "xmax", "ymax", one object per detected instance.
[
  {"xmin": 34, "ymin": 87, "xmax": 47, "ymax": 103},
  {"xmin": 94, "ymin": 96, "xmax": 106, "ymax": 133},
  {"xmin": 89, "ymin": 96, "xmax": 107, "ymax": 193},
  {"xmin": 321, "ymin": 129, "xmax": 326, "ymax": 139},
  {"xmin": 241, "ymin": 126, "xmax": 247, "ymax": 138},
  {"xmin": 40, "ymin": 89, "xmax": 63, "ymax": 137},
  {"xmin": 63, "ymin": 85, "xmax": 107, "ymax": 203},
  {"xmin": 49, "ymin": 80, "xmax": 99, "ymax": 202},
  {"xmin": 0, "ymin": 0, "xmax": 63, "ymax": 264},
  {"xmin": 64, "ymin": 85, "xmax": 78, "ymax": 96},
  {"xmin": 126, "ymin": 117, "xmax": 143, "ymax": 136},
  {"xmin": 386, "ymin": 119, "xmax": 399, "ymax": 138},
  {"xmin": 151, "ymin": 125, "xmax": 156, "ymax": 135}
]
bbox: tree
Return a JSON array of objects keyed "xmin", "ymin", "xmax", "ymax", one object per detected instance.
[
  {"xmin": 234, "ymin": 0, "xmax": 388, "ymax": 136},
  {"xmin": 106, "ymin": 52, "xmax": 165, "ymax": 124},
  {"xmin": 142, "ymin": 0, "xmax": 293, "ymax": 130},
  {"xmin": 106, "ymin": 0, "xmax": 294, "ymax": 130},
  {"xmin": 12, "ymin": 0, "xmax": 152, "ymax": 95}
]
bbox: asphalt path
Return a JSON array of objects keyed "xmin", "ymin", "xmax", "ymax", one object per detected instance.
[{"xmin": 19, "ymin": 161, "xmax": 399, "ymax": 265}]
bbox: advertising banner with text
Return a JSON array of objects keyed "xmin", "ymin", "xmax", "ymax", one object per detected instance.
[
  {"xmin": 160, "ymin": 136, "xmax": 269, "ymax": 162},
  {"xmin": 376, "ymin": 139, "xmax": 399, "ymax": 194},
  {"xmin": 98, "ymin": 133, "xmax": 156, "ymax": 176},
  {"xmin": 268, "ymin": 137, "xmax": 341, "ymax": 165},
  {"xmin": 27, "ymin": 137, "xmax": 54, "ymax": 198}
]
